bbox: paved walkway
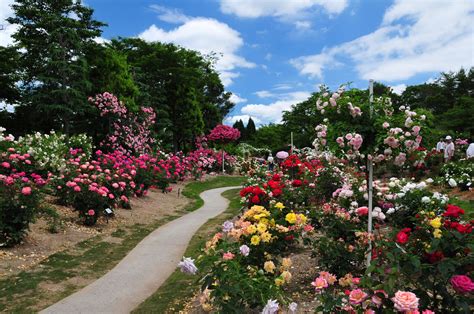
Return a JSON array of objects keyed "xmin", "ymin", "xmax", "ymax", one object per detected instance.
[{"xmin": 41, "ymin": 186, "xmax": 241, "ymax": 314}]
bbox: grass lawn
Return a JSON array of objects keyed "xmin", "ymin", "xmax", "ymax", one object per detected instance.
[
  {"xmin": 182, "ymin": 175, "xmax": 244, "ymax": 212},
  {"xmin": 0, "ymin": 176, "xmax": 243, "ymax": 313},
  {"xmin": 133, "ymin": 188, "xmax": 242, "ymax": 314}
]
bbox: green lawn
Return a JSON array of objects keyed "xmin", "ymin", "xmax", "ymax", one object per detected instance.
[
  {"xmin": 133, "ymin": 188, "xmax": 242, "ymax": 313},
  {"xmin": 182, "ymin": 175, "xmax": 244, "ymax": 212},
  {"xmin": 0, "ymin": 176, "xmax": 243, "ymax": 313}
]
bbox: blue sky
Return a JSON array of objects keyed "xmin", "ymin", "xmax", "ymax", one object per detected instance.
[{"xmin": 1, "ymin": 0, "xmax": 473, "ymax": 125}]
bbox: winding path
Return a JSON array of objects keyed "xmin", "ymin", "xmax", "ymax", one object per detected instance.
[{"xmin": 41, "ymin": 186, "xmax": 241, "ymax": 314}]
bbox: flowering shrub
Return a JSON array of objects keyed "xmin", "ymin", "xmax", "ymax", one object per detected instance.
[
  {"xmin": 439, "ymin": 160, "xmax": 473, "ymax": 190},
  {"xmin": 89, "ymin": 92, "xmax": 156, "ymax": 155},
  {"xmin": 0, "ymin": 147, "xmax": 47, "ymax": 245},
  {"xmin": 15, "ymin": 131, "xmax": 93, "ymax": 173},
  {"xmin": 207, "ymin": 125, "xmax": 240, "ymax": 143}
]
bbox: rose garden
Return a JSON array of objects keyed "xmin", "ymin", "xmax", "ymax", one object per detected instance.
[{"xmin": 0, "ymin": 1, "xmax": 473, "ymax": 313}]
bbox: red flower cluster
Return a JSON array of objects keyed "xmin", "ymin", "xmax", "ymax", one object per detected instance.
[
  {"xmin": 240, "ymin": 185, "xmax": 266, "ymax": 205},
  {"xmin": 395, "ymin": 228, "xmax": 411, "ymax": 244},
  {"xmin": 207, "ymin": 125, "xmax": 240, "ymax": 143},
  {"xmin": 443, "ymin": 204, "xmax": 465, "ymax": 218}
]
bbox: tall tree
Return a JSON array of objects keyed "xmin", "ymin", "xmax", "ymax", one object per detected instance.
[
  {"xmin": 86, "ymin": 44, "xmax": 139, "ymax": 111},
  {"xmin": 8, "ymin": 0, "xmax": 105, "ymax": 134},
  {"xmin": 0, "ymin": 46, "xmax": 20, "ymax": 105},
  {"xmin": 246, "ymin": 117, "xmax": 257, "ymax": 141},
  {"xmin": 232, "ymin": 119, "xmax": 246, "ymax": 141},
  {"xmin": 112, "ymin": 38, "xmax": 233, "ymax": 151}
]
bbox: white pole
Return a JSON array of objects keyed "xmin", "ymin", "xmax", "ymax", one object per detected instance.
[
  {"xmin": 291, "ymin": 132, "xmax": 294, "ymax": 153},
  {"xmin": 222, "ymin": 149, "xmax": 225, "ymax": 173},
  {"xmin": 366, "ymin": 79, "xmax": 374, "ymax": 268}
]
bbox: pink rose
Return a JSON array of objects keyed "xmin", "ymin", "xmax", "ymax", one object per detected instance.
[
  {"xmin": 349, "ymin": 289, "xmax": 368, "ymax": 304},
  {"xmin": 450, "ymin": 275, "xmax": 474, "ymax": 293},
  {"xmin": 88, "ymin": 209, "xmax": 95, "ymax": 216},
  {"xmin": 311, "ymin": 277, "xmax": 328, "ymax": 291},
  {"xmin": 222, "ymin": 252, "xmax": 235, "ymax": 260},
  {"xmin": 391, "ymin": 291, "xmax": 419, "ymax": 312},
  {"xmin": 356, "ymin": 207, "xmax": 369, "ymax": 216},
  {"xmin": 21, "ymin": 186, "xmax": 32, "ymax": 195}
]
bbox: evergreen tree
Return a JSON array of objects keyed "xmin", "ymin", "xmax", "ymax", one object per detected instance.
[
  {"xmin": 246, "ymin": 117, "xmax": 257, "ymax": 141},
  {"xmin": 8, "ymin": 0, "xmax": 105, "ymax": 134},
  {"xmin": 233, "ymin": 119, "xmax": 246, "ymax": 141}
]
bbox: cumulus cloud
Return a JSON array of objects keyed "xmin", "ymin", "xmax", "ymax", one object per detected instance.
[
  {"xmin": 229, "ymin": 93, "xmax": 247, "ymax": 104},
  {"xmin": 239, "ymin": 91, "xmax": 311, "ymax": 125},
  {"xmin": 219, "ymin": 0, "xmax": 348, "ymax": 32},
  {"xmin": 139, "ymin": 17, "xmax": 255, "ymax": 86},
  {"xmin": 220, "ymin": 0, "xmax": 348, "ymax": 18},
  {"xmin": 291, "ymin": 0, "xmax": 474, "ymax": 82},
  {"xmin": 224, "ymin": 114, "xmax": 261, "ymax": 125},
  {"xmin": 390, "ymin": 84, "xmax": 406, "ymax": 95}
]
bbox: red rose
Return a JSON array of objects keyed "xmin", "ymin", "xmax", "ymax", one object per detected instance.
[
  {"xmin": 425, "ymin": 251, "xmax": 444, "ymax": 263},
  {"xmin": 396, "ymin": 231, "xmax": 409, "ymax": 244},
  {"xmin": 443, "ymin": 204, "xmax": 465, "ymax": 218},
  {"xmin": 268, "ymin": 180, "xmax": 280, "ymax": 189},
  {"xmin": 292, "ymin": 179, "xmax": 302, "ymax": 187},
  {"xmin": 272, "ymin": 174, "xmax": 281, "ymax": 181},
  {"xmin": 272, "ymin": 188, "xmax": 282, "ymax": 197},
  {"xmin": 251, "ymin": 195, "xmax": 260, "ymax": 204},
  {"xmin": 456, "ymin": 223, "xmax": 473, "ymax": 234}
]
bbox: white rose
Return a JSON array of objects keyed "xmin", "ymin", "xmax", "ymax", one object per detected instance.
[
  {"xmin": 421, "ymin": 196, "xmax": 430, "ymax": 203},
  {"xmin": 386, "ymin": 208, "xmax": 395, "ymax": 215},
  {"xmin": 448, "ymin": 178, "xmax": 457, "ymax": 187}
]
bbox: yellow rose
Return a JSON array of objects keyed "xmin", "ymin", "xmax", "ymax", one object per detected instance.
[
  {"xmin": 281, "ymin": 257, "xmax": 292, "ymax": 270},
  {"xmin": 257, "ymin": 223, "xmax": 267, "ymax": 233},
  {"xmin": 285, "ymin": 212, "xmax": 297, "ymax": 224},
  {"xmin": 297, "ymin": 213, "xmax": 308, "ymax": 225},
  {"xmin": 264, "ymin": 261, "xmax": 275, "ymax": 273},
  {"xmin": 261, "ymin": 231, "xmax": 272, "ymax": 242},
  {"xmin": 433, "ymin": 228, "xmax": 442, "ymax": 238},
  {"xmin": 250, "ymin": 235, "xmax": 261, "ymax": 245},
  {"xmin": 281, "ymin": 270, "xmax": 292, "ymax": 283},
  {"xmin": 246, "ymin": 225, "xmax": 257, "ymax": 234},
  {"xmin": 274, "ymin": 277, "xmax": 284, "ymax": 286},
  {"xmin": 275, "ymin": 202, "xmax": 285, "ymax": 210},
  {"xmin": 429, "ymin": 217, "xmax": 442, "ymax": 229}
]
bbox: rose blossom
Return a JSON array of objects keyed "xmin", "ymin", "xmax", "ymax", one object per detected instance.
[
  {"xmin": 239, "ymin": 244, "xmax": 250, "ymax": 256},
  {"xmin": 222, "ymin": 252, "xmax": 235, "ymax": 260},
  {"xmin": 349, "ymin": 289, "xmax": 368, "ymax": 304},
  {"xmin": 21, "ymin": 186, "xmax": 32, "ymax": 195},
  {"xmin": 391, "ymin": 291, "xmax": 419, "ymax": 312},
  {"xmin": 356, "ymin": 206, "xmax": 369, "ymax": 216},
  {"xmin": 450, "ymin": 275, "xmax": 474, "ymax": 293},
  {"xmin": 178, "ymin": 257, "xmax": 198, "ymax": 274}
]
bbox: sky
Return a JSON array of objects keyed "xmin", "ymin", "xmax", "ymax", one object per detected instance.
[{"xmin": 1, "ymin": 0, "xmax": 473, "ymax": 125}]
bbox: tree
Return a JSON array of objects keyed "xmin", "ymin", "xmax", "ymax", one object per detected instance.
[
  {"xmin": 250, "ymin": 124, "xmax": 286, "ymax": 152},
  {"xmin": 233, "ymin": 119, "xmax": 246, "ymax": 141},
  {"xmin": 87, "ymin": 45, "xmax": 139, "ymax": 111},
  {"xmin": 0, "ymin": 46, "xmax": 20, "ymax": 105},
  {"xmin": 439, "ymin": 96, "xmax": 474, "ymax": 138},
  {"xmin": 246, "ymin": 117, "xmax": 257, "ymax": 141},
  {"xmin": 8, "ymin": 0, "xmax": 105, "ymax": 134},
  {"xmin": 111, "ymin": 38, "xmax": 232, "ymax": 151}
]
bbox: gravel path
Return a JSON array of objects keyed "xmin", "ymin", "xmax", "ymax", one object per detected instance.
[{"xmin": 41, "ymin": 186, "xmax": 240, "ymax": 314}]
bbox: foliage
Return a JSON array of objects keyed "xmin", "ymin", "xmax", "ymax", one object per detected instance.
[{"xmin": 7, "ymin": 0, "xmax": 105, "ymax": 134}]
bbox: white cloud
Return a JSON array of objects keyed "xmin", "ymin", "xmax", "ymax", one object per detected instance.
[
  {"xmin": 220, "ymin": 0, "xmax": 348, "ymax": 18},
  {"xmin": 149, "ymin": 5, "xmax": 190, "ymax": 24},
  {"xmin": 240, "ymin": 91, "xmax": 311, "ymax": 124},
  {"xmin": 254, "ymin": 90, "xmax": 275, "ymax": 98},
  {"xmin": 390, "ymin": 84, "xmax": 406, "ymax": 95},
  {"xmin": 224, "ymin": 114, "xmax": 261, "ymax": 125},
  {"xmin": 294, "ymin": 20, "xmax": 312, "ymax": 30},
  {"xmin": 229, "ymin": 93, "xmax": 247, "ymax": 104},
  {"xmin": 139, "ymin": 18, "xmax": 255, "ymax": 86},
  {"xmin": 0, "ymin": 0, "xmax": 17, "ymax": 47},
  {"xmin": 291, "ymin": 0, "xmax": 474, "ymax": 82},
  {"xmin": 93, "ymin": 37, "xmax": 110, "ymax": 44}
]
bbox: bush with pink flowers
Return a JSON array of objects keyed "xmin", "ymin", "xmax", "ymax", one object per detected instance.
[{"xmin": 0, "ymin": 147, "xmax": 47, "ymax": 246}]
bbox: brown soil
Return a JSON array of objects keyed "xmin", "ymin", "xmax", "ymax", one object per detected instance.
[{"xmin": 0, "ymin": 181, "xmax": 189, "ymax": 277}]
